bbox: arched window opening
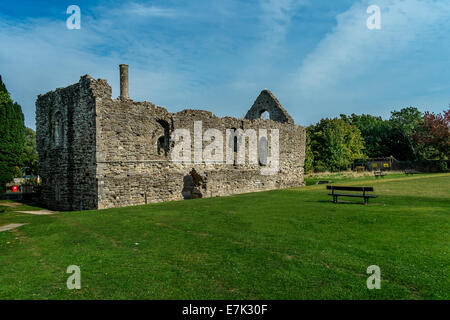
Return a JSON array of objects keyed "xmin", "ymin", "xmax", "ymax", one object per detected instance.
[
  {"xmin": 54, "ymin": 112, "xmax": 64, "ymax": 146},
  {"xmin": 157, "ymin": 136, "xmax": 167, "ymax": 155},
  {"xmin": 229, "ymin": 128, "xmax": 238, "ymax": 153},
  {"xmin": 156, "ymin": 119, "xmax": 170, "ymax": 156},
  {"xmin": 258, "ymin": 136, "xmax": 268, "ymax": 166},
  {"xmin": 260, "ymin": 110, "xmax": 270, "ymax": 120}
]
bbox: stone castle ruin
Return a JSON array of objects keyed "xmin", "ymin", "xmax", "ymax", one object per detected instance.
[{"xmin": 36, "ymin": 65, "xmax": 306, "ymax": 210}]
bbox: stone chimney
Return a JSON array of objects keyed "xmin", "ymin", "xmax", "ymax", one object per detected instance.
[{"xmin": 119, "ymin": 64, "xmax": 129, "ymax": 99}]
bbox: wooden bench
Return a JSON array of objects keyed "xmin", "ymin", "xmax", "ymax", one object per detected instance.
[
  {"xmin": 326, "ymin": 186, "xmax": 377, "ymax": 205},
  {"xmin": 374, "ymin": 171, "xmax": 386, "ymax": 178},
  {"xmin": 316, "ymin": 180, "xmax": 332, "ymax": 185}
]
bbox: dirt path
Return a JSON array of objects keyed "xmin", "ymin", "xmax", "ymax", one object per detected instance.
[
  {"xmin": 0, "ymin": 202, "xmax": 22, "ymax": 208},
  {"xmin": 0, "ymin": 223, "xmax": 27, "ymax": 232},
  {"xmin": 15, "ymin": 210, "xmax": 58, "ymax": 215}
]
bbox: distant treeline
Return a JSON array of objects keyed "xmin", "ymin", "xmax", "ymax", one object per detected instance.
[
  {"xmin": 305, "ymin": 107, "xmax": 450, "ymax": 173},
  {"xmin": 0, "ymin": 76, "xmax": 37, "ymax": 190}
]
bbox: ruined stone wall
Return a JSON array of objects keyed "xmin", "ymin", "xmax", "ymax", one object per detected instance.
[
  {"xmin": 36, "ymin": 76, "xmax": 99, "ymax": 210},
  {"xmin": 95, "ymin": 82, "xmax": 306, "ymax": 209},
  {"xmin": 37, "ymin": 75, "xmax": 306, "ymax": 211}
]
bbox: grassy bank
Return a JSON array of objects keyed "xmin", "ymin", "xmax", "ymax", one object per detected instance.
[{"xmin": 0, "ymin": 173, "xmax": 449, "ymax": 299}]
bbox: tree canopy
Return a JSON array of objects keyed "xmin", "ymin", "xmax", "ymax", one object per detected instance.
[
  {"xmin": 21, "ymin": 127, "xmax": 38, "ymax": 175},
  {"xmin": 414, "ymin": 109, "xmax": 450, "ymax": 160},
  {"xmin": 307, "ymin": 118, "xmax": 365, "ymax": 172},
  {"xmin": 0, "ymin": 76, "xmax": 25, "ymax": 188}
]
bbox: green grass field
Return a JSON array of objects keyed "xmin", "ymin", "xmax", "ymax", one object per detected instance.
[{"xmin": 0, "ymin": 173, "xmax": 449, "ymax": 299}]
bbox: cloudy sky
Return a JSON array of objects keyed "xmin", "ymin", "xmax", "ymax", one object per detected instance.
[{"xmin": 1, "ymin": 0, "xmax": 450, "ymax": 129}]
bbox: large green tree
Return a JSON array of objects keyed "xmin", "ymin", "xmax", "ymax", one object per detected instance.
[
  {"xmin": 388, "ymin": 107, "xmax": 423, "ymax": 160},
  {"xmin": 340, "ymin": 113, "xmax": 392, "ymax": 158},
  {"xmin": 413, "ymin": 108, "xmax": 450, "ymax": 160},
  {"xmin": 304, "ymin": 130, "xmax": 314, "ymax": 173},
  {"xmin": 20, "ymin": 127, "xmax": 38, "ymax": 175},
  {"xmin": 307, "ymin": 118, "xmax": 365, "ymax": 172},
  {"xmin": 0, "ymin": 76, "xmax": 25, "ymax": 189},
  {"xmin": 340, "ymin": 108, "xmax": 424, "ymax": 161}
]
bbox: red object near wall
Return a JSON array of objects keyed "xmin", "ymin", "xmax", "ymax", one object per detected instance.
[{"xmin": 12, "ymin": 186, "xmax": 18, "ymax": 192}]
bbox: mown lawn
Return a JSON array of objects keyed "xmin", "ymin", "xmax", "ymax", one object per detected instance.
[{"xmin": 0, "ymin": 174, "xmax": 449, "ymax": 299}]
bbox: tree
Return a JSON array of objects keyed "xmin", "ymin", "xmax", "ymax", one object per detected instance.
[
  {"xmin": 413, "ymin": 108, "xmax": 450, "ymax": 160},
  {"xmin": 0, "ymin": 76, "xmax": 25, "ymax": 189},
  {"xmin": 0, "ymin": 75, "xmax": 7, "ymax": 94},
  {"xmin": 341, "ymin": 114, "xmax": 392, "ymax": 158},
  {"xmin": 308, "ymin": 118, "xmax": 365, "ymax": 172},
  {"xmin": 304, "ymin": 130, "xmax": 314, "ymax": 173},
  {"xmin": 20, "ymin": 127, "xmax": 38, "ymax": 175},
  {"xmin": 388, "ymin": 107, "xmax": 423, "ymax": 160}
]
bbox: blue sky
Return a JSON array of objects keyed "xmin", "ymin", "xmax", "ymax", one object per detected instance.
[{"xmin": 1, "ymin": 0, "xmax": 450, "ymax": 129}]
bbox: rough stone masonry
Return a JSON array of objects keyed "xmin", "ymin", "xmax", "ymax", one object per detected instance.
[{"xmin": 35, "ymin": 66, "xmax": 306, "ymax": 210}]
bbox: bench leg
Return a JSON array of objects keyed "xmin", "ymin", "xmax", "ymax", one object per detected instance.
[
  {"xmin": 364, "ymin": 197, "xmax": 368, "ymax": 205},
  {"xmin": 333, "ymin": 195, "xmax": 338, "ymax": 203}
]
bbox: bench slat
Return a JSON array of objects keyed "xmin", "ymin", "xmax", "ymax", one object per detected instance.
[
  {"xmin": 326, "ymin": 186, "xmax": 374, "ymax": 192},
  {"xmin": 328, "ymin": 193, "xmax": 377, "ymax": 198}
]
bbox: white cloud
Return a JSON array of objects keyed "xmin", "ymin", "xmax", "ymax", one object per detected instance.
[
  {"xmin": 227, "ymin": 0, "xmax": 305, "ymax": 91},
  {"xmin": 279, "ymin": 0, "xmax": 450, "ymax": 124},
  {"xmin": 295, "ymin": 0, "xmax": 450, "ymax": 93},
  {"xmin": 118, "ymin": 2, "xmax": 180, "ymax": 18},
  {"xmin": 0, "ymin": 2, "xmax": 267, "ymax": 128},
  {"xmin": 0, "ymin": 12, "xmax": 189, "ymax": 128},
  {"xmin": 260, "ymin": 0, "xmax": 304, "ymax": 45}
]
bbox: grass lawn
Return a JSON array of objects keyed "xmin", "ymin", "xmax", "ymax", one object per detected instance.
[{"xmin": 0, "ymin": 173, "xmax": 449, "ymax": 299}]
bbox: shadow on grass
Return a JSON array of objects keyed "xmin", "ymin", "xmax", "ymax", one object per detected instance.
[{"xmin": 312, "ymin": 199, "xmax": 386, "ymax": 206}]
